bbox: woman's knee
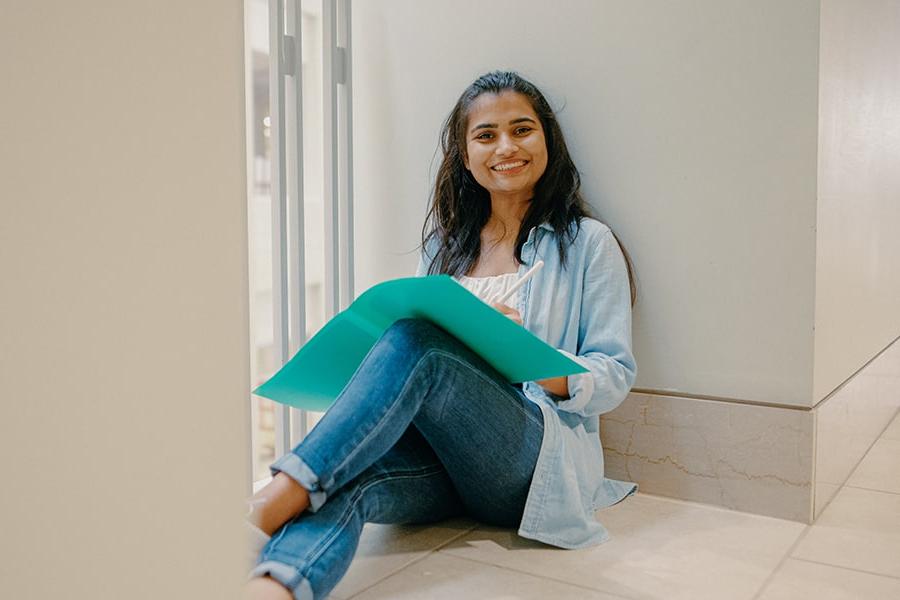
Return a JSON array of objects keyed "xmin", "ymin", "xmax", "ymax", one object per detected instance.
[
  {"xmin": 379, "ymin": 318, "xmax": 450, "ymax": 357},
  {"xmin": 384, "ymin": 317, "xmax": 441, "ymax": 340}
]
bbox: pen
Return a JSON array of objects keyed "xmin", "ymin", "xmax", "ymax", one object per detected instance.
[{"xmin": 491, "ymin": 260, "xmax": 544, "ymax": 305}]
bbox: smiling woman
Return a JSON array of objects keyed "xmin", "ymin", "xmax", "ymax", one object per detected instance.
[
  {"xmin": 422, "ymin": 71, "xmax": 636, "ymax": 291},
  {"xmin": 245, "ymin": 70, "xmax": 639, "ymax": 600}
]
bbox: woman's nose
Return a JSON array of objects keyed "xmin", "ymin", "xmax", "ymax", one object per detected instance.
[{"xmin": 495, "ymin": 134, "xmax": 518, "ymax": 155}]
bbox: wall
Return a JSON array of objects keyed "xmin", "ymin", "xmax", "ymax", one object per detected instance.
[
  {"xmin": 349, "ymin": 0, "xmax": 900, "ymax": 523},
  {"xmin": 0, "ymin": 2, "xmax": 250, "ymax": 597},
  {"xmin": 811, "ymin": 0, "xmax": 900, "ymax": 518},
  {"xmin": 814, "ymin": 0, "xmax": 900, "ymax": 404},
  {"xmin": 352, "ymin": 0, "xmax": 821, "ymax": 407}
]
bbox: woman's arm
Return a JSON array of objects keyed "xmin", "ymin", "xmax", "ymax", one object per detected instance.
[{"xmin": 553, "ymin": 228, "xmax": 636, "ymax": 417}]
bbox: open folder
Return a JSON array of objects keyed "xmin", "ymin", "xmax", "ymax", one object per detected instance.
[{"xmin": 253, "ymin": 275, "xmax": 587, "ymax": 411}]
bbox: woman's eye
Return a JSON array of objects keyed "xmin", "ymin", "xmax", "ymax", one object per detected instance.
[
  {"xmin": 475, "ymin": 132, "xmax": 493, "ymax": 140},
  {"xmin": 515, "ymin": 127, "xmax": 532, "ymax": 135}
]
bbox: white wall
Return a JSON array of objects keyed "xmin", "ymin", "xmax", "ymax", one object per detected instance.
[
  {"xmin": 353, "ymin": 0, "xmax": 820, "ymax": 406},
  {"xmin": 1, "ymin": 2, "xmax": 250, "ymax": 597},
  {"xmin": 814, "ymin": 0, "xmax": 900, "ymax": 403}
]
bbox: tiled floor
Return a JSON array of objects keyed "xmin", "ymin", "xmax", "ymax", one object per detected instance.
[{"xmin": 328, "ymin": 410, "xmax": 900, "ymax": 600}]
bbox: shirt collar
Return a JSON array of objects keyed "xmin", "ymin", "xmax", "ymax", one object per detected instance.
[
  {"xmin": 530, "ymin": 222, "xmax": 554, "ymax": 235},
  {"xmin": 525, "ymin": 222, "xmax": 554, "ymax": 249}
]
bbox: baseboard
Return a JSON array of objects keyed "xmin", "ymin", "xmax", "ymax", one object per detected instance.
[
  {"xmin": 601, "ymin": 337, "xmax": 900, "ymax": 523},
  {"xmin": 601, "ymin": 391, "xmax": 814, "ymax": 522}
]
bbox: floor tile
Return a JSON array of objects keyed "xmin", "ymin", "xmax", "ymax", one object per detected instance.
[
  {"xmin": 814, "ymin": 481, "xmax": 842, "ymax": 520},
  {"xmin": 756, "ymin": 558, "xmax": 900, "ymax": 600},
  {"xmin": 348, "ymin": 552, "xmax": 627, "ymax": 599},
  {"xmin": 438, "ymin": 493, "xmax": 805, "ymax": 600},
  {"xmin": 846, "ymin": 438, "xmax": 900, "ymax": 494},
  {"xmin": 882, "ymin": 412, "xmax": 900, "ymax": 441},
  {"xmin": 330, "ymin": 517, "xmax": 478, "ymax": 599},
  {"xmin": 792, "ymin": 486, "xmax": 900, "ymax": 578}
]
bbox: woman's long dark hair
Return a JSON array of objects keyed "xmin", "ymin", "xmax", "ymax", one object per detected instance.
[{"xmin": 421, "ymin": 70, "xmax": 637, "ymax": 306}]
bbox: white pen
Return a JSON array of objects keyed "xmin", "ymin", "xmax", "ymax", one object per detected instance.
[{"xmin": 491, "ymin": 260, "xmax": 544, "ymax": 305}]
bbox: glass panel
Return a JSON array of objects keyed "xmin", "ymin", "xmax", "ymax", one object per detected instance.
[
  {"xmin": 245, "ymin": 0, "xmax": 276, "ymax": 483},
  {"xmin": 245, "ymin": 0, "xmax": 329, "ymax": 485},
  {"xmin": 296, "ymin": 0, "xmax": 327, "ymax": 436}
]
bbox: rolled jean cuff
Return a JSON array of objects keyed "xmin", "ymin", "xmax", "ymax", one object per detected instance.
[
  {"xmin": 269, "ymin": 452, "xmax": 327, "ymax": 513},
  {"xmin": 248, "ymin": 560, "xmax": 314, "ymax": 600}
]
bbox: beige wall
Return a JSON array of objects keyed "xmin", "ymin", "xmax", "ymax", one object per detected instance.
[
  {"xmin": 814, "ymin": 0, "xmax": 900, "ymax": 403},
  {"xmin": 1, "ymin": 2, "xmax": 250, "ymax": 598},
  {"xmin": 353, "ymin": 0, "xmax": 820, "ymax": 406}
]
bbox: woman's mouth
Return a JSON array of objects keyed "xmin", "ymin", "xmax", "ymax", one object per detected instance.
[{"xmin": 491, "ymin": 160, "xmax": 529, "ymax": 174}]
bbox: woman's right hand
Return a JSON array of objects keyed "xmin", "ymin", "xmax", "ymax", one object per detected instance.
[{"xmin": 491, "ymin": 302, "xmax": 523, "ymax": 326}]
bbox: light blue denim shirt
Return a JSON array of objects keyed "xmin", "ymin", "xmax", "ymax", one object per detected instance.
[{"xmin": 416, "ymin": 217, "xmax": 638, "ymax": 549}]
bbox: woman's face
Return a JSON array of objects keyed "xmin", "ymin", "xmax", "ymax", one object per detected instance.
[{"xmin": 463, "ymin": 91, "xmax": 548, "ymax": 202}]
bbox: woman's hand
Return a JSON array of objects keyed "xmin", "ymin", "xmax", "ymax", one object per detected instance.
[
  {"xmin": 490, "ymin": 303, "xmax": 570, "ymax": 398},
  {"xmin": 536, "ymin": 376, "xmax": 570, "ymax": 398},
  {"xmin": 491, "ymin": 302, "xmax": 522, "ymax": 326}
]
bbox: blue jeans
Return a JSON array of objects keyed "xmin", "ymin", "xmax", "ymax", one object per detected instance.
[{"xmin": 249, "ymin": 318, "xmax": 545, "ymax": 599}]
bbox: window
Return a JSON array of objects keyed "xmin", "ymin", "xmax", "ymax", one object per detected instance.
[{"xmin": 244, "ymin": 0, "xmax": 352, "ymax": 486}]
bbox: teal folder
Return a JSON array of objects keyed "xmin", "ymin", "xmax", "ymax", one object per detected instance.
[{"xmin": 252, "ymin": 275, "xmax": 587, "ymax": 411}]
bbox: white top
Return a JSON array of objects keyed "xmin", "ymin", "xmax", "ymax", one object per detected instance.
[{"xmin": 455, "ymin": 272, "xmax": 521, "ymax": 306}]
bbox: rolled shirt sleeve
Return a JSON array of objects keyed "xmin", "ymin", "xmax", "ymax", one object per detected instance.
[{"xmin": 554, "ymin": 230, "xmax": 637, "ymax": 418}]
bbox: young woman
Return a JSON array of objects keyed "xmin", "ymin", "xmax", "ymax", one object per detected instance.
[{"xmin": 244, "ymin": 70, "xmax": 639, "ymax": 600}]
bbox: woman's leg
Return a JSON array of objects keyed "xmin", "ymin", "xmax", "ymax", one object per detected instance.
[
  {"xmin": 249, "ymin": 473, "xmax": 310, "ymax": 536},
  {"xmin": 248, "ymin": 317, "xmax": 545, "ymax": 598},
  {"xmin": 246, "ymin": 319, "xmax": 543, "ymax": 598},
  {"xmin": 247, "ymin": 423, "xmax": 465, "ymax": 600},
  {"xmin": 256, "ymin": 317, "xmax": 543, "ymax": 529},
  {"xmin": 404, "ymin": 354, "xmax": 544, "ymax": 528},
  {"xmin": 243, "ymin": 576, "xmax": 292, "ymax": 600}
]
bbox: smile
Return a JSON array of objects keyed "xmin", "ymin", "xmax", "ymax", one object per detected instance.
[{"xmin": 491, "ymin": 160, "xmax": 529, "ymax": 172}]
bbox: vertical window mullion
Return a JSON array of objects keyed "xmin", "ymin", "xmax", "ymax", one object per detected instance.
[
  {"xmin": 323, "ymin": 0, "xmax": 340, "ymax": 319},
  {"xmin": 268, "ymin": 0, "xmax": 291, "ymax": 459},
  {"xmin": 338, "ymin": 0, "xmax": 354, "ymax": 307},
  {"xmin": 285, "ymin": 0, "xmax": 308, "ymax": 445},
  {"xmin": 260, "ymin": 0, "xmax": 352, "ymax": 466}
]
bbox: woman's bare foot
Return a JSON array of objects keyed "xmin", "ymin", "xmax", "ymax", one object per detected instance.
[
  {"xmin": 244, "ymin": 576, "xmax": 294, "ymax": 600},
  {"xmin": 247, "ymin": 472, "xmax": 311, "ymax": 535}
]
